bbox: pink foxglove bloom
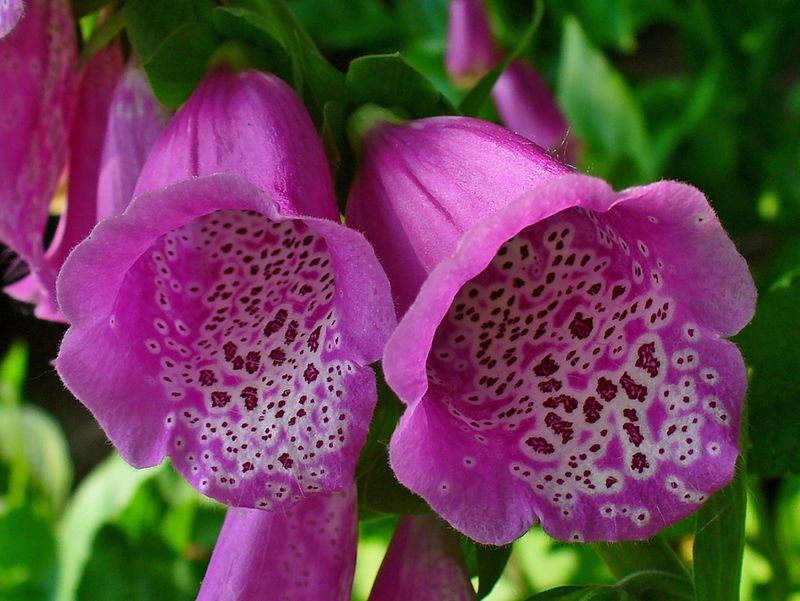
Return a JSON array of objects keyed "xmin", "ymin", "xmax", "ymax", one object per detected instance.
[
  {"xmin": 0, "ymin": 0, "xmax": 23, "ymax": 38},
  {"xmin": 197, "ymin": 486, "xmax": 357, "ymax": 601},
  {"xmin": 445, "ymin": 0, "xmax": 498, "ymax": 87},
  {"xmin": 97, "ymin": 65, "xmax": 168, "ymax": 221},
  {"xmin": 0, "ymin": 0, "xmax": 79, "ymax": 318},
  {"xmin": 445, "ymin": 0, "xmax": 573, "ymax": 160},
  {"xmin": 369, "ymin": 516, "xmax": 475, "ymax": 601},
  {"xmin": 56, "ymin": 70, "xmax": 396, "ymax": 510},
  {"xmin": 493, "ymin": 61, "xmax": 576, "ymax": 163},
  {"xmin": 347, "ymin": 116, "xmax": 756, "ymax": 545}
]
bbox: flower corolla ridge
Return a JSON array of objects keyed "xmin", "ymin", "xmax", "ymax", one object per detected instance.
[
  {"xmin": 347, "ymin": 116, "xmax": 756, "ymax": 545},
  {"xmin": 368, "ymin": 516, "xmax": 476, "ymax": 601},
  {"xmin": 56, "ymin": 69, "xmax": 396, "ymax": 510},
  {"xmin": 197, "ymin": 486, "xmax": 357, "ymax": 601}
]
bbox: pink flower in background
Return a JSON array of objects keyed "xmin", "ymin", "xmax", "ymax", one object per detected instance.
[
  {"xmin": 445, "ymin": 0, "xmax": 498, "ymax": 87},
  {"xmin": 347, "ymin": 115, "xmax": 755, "ymax": 545},
  {"xmin": 197, "ymin": 486, "xmax": 357, "ymax": 601},
  {"xmin": 56, "ymin": 70, "xmax": 396, "ymax": 510},
  {"xmin": 369, "ymin": 516, "xmax": 476, "ymax": 601},
  {"xmin": 96, "ymin": 65, "xmax": 168, "ymax": 221},
  {"xmin": 0, "ymin": 0, "xmax": 79, "ymax": 319},
  {"xmin": 445, "ymin": 0, "xmax": 575, "ymax": 161}
]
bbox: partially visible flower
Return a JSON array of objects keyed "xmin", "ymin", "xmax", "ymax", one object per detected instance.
[
  {"xmin": 444, "ymin": 0, "xmax": 574, "ymax": 160},
  {"xmin": 97, "ymin": 65, "xmax": 168, "ymax": 221},
  {"xmin": 7, "ymin": 44, "xmax": 124, "ymax": 320},
  {"xmin": 368, "ymin": 516, "xmax": 475, "ymax": 601},
  {"xmin": 56, "ymin": 70, "xmax": 396, "ymax": 510},
  {"xmin": 347, "ymin": 115, "xmax": 756, "ymax": 545},
  {"xmin": 0, "ymin": 0, "xmax": 78, "ymax": 318},
  {"xmin": 493, "ymin": 61, "xmax": 575, "ymax": 163},
  {"xmin": 0, "ymin": 0, "xmax": 23, "ymax": 38},
  {"xmin": 198, "ymin": 486, "xmax": 357, "ymax": 601},
  {"xmin": 445, "ymin": 0, "xmax": 498, "ymax": 87}
]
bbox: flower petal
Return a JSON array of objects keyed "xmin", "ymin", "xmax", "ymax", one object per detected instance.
[
  {"xmin": 198, "ymin": 486, "xmax": 357, "ymax": 601},
  {"xmin": 493, "ymin": 61, "xmax": 575, "ymax": 162},
  {"xmin": 97, "ymin": 64, "xmax": 167, "ymax": 221},
  {"xmin": 445, "ymin": 0, "xmax": 497, "ymax": 87},
  {"xmin": 0, "ymin": 0, "xmax": 24, "ymax": 38},
  {"xmin": 386, "ymin": 174, "xmax": 755, "ymax": 543},
  {"xmin": 346, "ymin": 116, "xmax": 570, "ymax": 314},
  {"xmin": 0, "ymin": 0, "xmax": 76, "ymax": 275},
  {"xmin": 133, "ymin": 69, "xmax": 339, "ymax": 222},
  {"xmin": 368, "ymin": 516, "xmax": 475, "ymax": 601},
  {"xmin": 56, "ymin": 174, "xmax": 393, "ymax": 507}
]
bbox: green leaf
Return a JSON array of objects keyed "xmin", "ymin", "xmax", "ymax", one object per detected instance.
[
  {"xmin": 141, "ymin": 22, "xmax": 221, "ymax": 108},
  {"xmin": 459, "ymin": 0, "xmax": 544, "ymax": 117},
  {"xmin": 592, "ymin": 536, "xmax": 687, "ymax": 581},
  {"xmin": 737, "ymin": 276, "xmax": 800, "ymax": 476},
  {"xmin": 525, "ymin": 585, "xmax": 626, "ymax": 600},
  {"xmin": 71, "ymin": 0, "xmax": 113, "ymax": 19},
  {"xmin": 79, "ymin": 10, "xmax": 126, "ymax": 63},
  {"xmin": 0, "ymin": 506, "xmax": 56, "ymax": 599},
  {"xmin": 475, "ymin": 543, "xmax": 512, "ymax": 599},
  {"xmin": 356, "ymin": 374, "xmax": 430, "ymax": 515},
  {"xmin": 56, "ymin": 454, "xmax": 164, "ymax": 601},
  {"xmin": 556, "ymin": 16, "xmax": 654, "ymax": 181},
  {"xmin": 0, "ymin": 341, "xmax": 26, "ymax": 406},
  {"xmin": 123, "ymin": 0, "xmax": 201, "ymax": 62},
  {"xmin": 0, "ymin": 405, "xmax": 72, "ymax": 512},
  {"xmin": 693, "ymin": 459, "xmax": 747, "ymax": 601},
  {"xmin": 346, "ymin": 54, "xmax": 456, "ymax": 118}
]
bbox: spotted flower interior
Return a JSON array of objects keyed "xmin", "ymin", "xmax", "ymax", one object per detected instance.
[
  {"xmin": 420, "ymin": 204, "xmax": 744, "ymax": 541},
  {"xmin": 113, "ymin": 208, "xmax": 368, "ymax": 507}
]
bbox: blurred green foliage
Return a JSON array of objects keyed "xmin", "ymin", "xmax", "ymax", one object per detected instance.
[{"xmin": 11, "ymin": 0, "xmax": 800, "ymax": 598}]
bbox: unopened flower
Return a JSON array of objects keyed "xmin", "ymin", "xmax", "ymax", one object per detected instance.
[
  {"xmin": 445, "ymin": 0, "xmax": 573, "ymax": 160},
  {"xmin": 369, "ymin": 516, "xmax": 475, "ymax": 601},
  {"xmin": 445, "ymin": 0, "xmax": 498, "ymax": 87},
  {"xmin": 347, "ymin": 115, "xmax": 756, "ymax": 545},
  {"xmin": 97, "ymin": 65, "xmax": 168, "ymax": 221},
  {"xmin": 56, "ymin": 70, "xmax": 395, "ymax": 510},
  {"xmin": 198, "ymin": 486, "xmax": 357, "ymax": 601}
]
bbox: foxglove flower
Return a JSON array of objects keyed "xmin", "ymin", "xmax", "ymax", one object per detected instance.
[
  {"xmin": 56, "ymin": 70, "xmax": 396, "ymax": 510},
  {"xmin": 197, "ymin": 486, "xmax": 357, "ymax": 601},
  {"xmin": 445, "ymin": 0, "xmax": 573, "ymax": 160},
  {"xmin": 347, "ymin": 116, "xmax": 756, "ymax": 545},
  {"xmin": 493, "ymin": 61, "xmax": 575, "ymax": 163},
  {"xmin": 0, "ymin": 0, "xmax": 78, "ymax": 318},
  {"xmin": 97, "ymin": 65, "xmax": 168, "ymax": 221},
  {"xmin": 369, "ymin": 516, "xmax": 475, "ymax": 601},
  {"xmin": 0, "ymin": 0, "xmax": 23, "ymax": 38},
  {"xmin": 445, "ymin": 0, "xmax": 498, "ymax": 87}
]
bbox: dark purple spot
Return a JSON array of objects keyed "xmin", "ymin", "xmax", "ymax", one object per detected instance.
[
  {"xmin": 525, "ymin": 436, "xmax": 555, "ymax": 454},
  {"xmin": 568, "ymin": 312, "xmax": 594, "ymax": 340},
  {"xmin": 241, "ymin": 387, "xmax": 258, "ymax": 411},
  {"xmin": 303, "ymin": 363, "xmax": 320, "ymax": 383},
  {"xmin": 635, "ymin": 342, "xmax": 660, "ymax": 377},
  {"xmin": 623, "ymin": 423, "xmax": 644, "ymax": 446},
  {"xmin": 534, "ymin": 355, "xmax": 560, "ymax": 377},
  {"xmin": 544, "ymin": 412, "xmax": 574, "ymax": 444},
  {"xmin": 543, "ymin": 395, "xmax": 578, "ymax": 413},
  {"xmin": 631, "ymin": 452, "xmax": 650, "ymax": 473},
  {"xmin": 596, "ymin": 377, "xmax": 618, "ymax": 402},
  {"xmin": 199, "ymin": 369, "xmax": 217, "ymax": 387},
  {"xmin": 620, "ymin": 372, "xmax": 647, "ymax": 402},
  {"xmin": 211, "ymin": 391, "xmax": 232, "ymax": 408},
  {"xmin": 582, "ymin": 396, "xmax": 603, "ymax": 423}
]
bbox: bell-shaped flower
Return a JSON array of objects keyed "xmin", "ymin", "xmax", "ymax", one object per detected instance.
[
  {"xmin": 368, "ymin": 516, "xmax": 475, "ymax": 601},
  {"xmin": 0, "ymin": 0, "xmax": 23, "ymax": 38},
  {"xmin": 97, "ymin": 65, "xmax": 168, "ymax": 221},
  {"xmin": 56, "ymin": 69, "xmax": 396, "ymax": 510},
  {"xmin": 492, "ymin": 61, "xmax": 575, "ymax": 163},
  {"xmin": 197, "ymin": 486, "xmax": 357, "ymax": 601},
  {"xmin": 0, "ymin": 0, "xmax": 79, "ymax": 318},
  {"xmin": 445, "ymin": 0, "xmax": 573, "ymax": 160},
  {"xmin": 347, "ymin": 115, "xmax": 756, "ymax": 545},
  {"xmin": 445, "ymin": 0, "xmax": 498, "ymax": 87}
]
